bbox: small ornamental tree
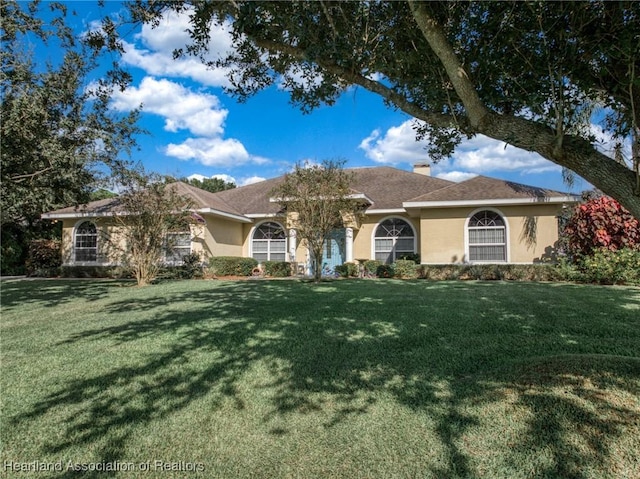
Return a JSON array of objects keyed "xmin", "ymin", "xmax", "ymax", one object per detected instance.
[
  {"xmin": 114, "ymin": 172, "xmax": 195, "ymax": 286},
  {"xmin": 270, "ymin": 159, "xmax": 356, "ymax": 282},
  {"xmin": 564, "ymin": 196, "xmax": 640, "ymax": 257}
]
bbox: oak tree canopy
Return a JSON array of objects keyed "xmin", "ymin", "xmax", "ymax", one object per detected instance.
[{"xmin": 121, "ymin": 1, "xmax": 638, "ymax": 217}]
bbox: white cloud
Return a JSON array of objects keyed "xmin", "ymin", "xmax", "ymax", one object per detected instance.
[
  {"xmin": 360, "ymin": 119, "xmax": 561, "ymax": 177},
  {"xmin": 449, "ymin": 135, "xmax": 559, "ymax": 174},
  {"xmin": 359, "ymin": 121, "xmax": 430, "ymax": 164},
  {"xmin": 239, "ymin": 176, "xmax": 266, "ymax": 186},
  {"xmin": 111, "ymin": 77, "xmax": 227, "ymax": 137},
  {"xmin": 110, "ymin": 76, "xmax": 270, "ymax": 168},
  {"xmin": 435, "ymin": 171, "xmax": 478, "ymax": 182},
  {"xmin": 121, "ymin": 9, "xmax": 234, "ymax": 88},
  {"xmin": 166, "ymin": 137, "xmax": 250, "ymax": 166}
]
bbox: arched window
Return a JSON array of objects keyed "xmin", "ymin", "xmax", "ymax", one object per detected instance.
[
  {"xmin": 74, "ymin": 221, "xmax": 98, "ymax": 262},
  {"xmin": 467, "ymin": 210, "xmax": 507, "ymax": 262},
  {"xmin": 374, "ymin": 218, "xmax": 415, "ymax": 264},
  {"xmin": 252, "ymin": 222, "xmax": 286, "ymax": 262}
]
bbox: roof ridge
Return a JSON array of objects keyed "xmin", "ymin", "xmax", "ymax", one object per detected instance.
[{"xmin": 173, "ymin": 181, "xmax": 244, "ymax": 216}]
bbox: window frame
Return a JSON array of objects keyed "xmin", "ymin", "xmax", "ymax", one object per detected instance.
[
  {"xmin": 372, "ymin": 217, "xmax": 417, "ymax": 264},
  {"xmin": 250, "ymin": 221, "xmax": 287, "ymax": 262},
  {"xmin": 163, "ymin": 231, "xmax": 192, "ymax": 265},
  {"xmin": 465, "ymin": 208, "xmax": 509, "ymax": 263},
  {"xmin": 73, "ymin": 220, "xmax": 99, "ymax": 264}
]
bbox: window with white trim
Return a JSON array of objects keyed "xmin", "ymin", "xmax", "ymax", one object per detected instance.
[
  {"xmin": 374, "ymin": 218, "xmax": 415, "ymax": 264},
  {"xmin": 74, "ymin": 221, "xmax": 98, "ymax": 262},
  {"xmin": 252, "ymin": 222, "xmax": 286, "ymax": 262},
  {"xmin": 468, "ymin": 210, "xmax": 507, "ymax": 262},
  {"xmin": 164, "ymin": 232, "xmax": 191, "ymax": 263}
]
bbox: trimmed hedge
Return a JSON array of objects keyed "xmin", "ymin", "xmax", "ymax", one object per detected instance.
[
  {"xmin": 364, "ymin": 260, "xmax": 382, "ymax": 276},
  {"xmin": 208, "ymin": 256, "xmax": 258, "ymax": 276},
  {"xmin": 393, "ymin": 259, "xmax": 418, "ymax": 279},
  {"xmin": 335, "ymin": 263, "xmax": 359, "ymax": 278},
  {"xmin": 416, "ymin": 264, "xmax": 565, "ymax": 282},
  {"xmin": 262, "ymin": 261, "xmax": 292, "ymax": 277}
]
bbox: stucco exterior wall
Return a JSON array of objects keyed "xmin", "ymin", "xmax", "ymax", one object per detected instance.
[
  {"xmin": 352, "ymin": 213, "xmax": 420, "ymax": 262},
  {"xmin": 419, "ymin": 204, "xmax": 563, "ymax": 264},
  {"xmin": 60, "ymin": 218, "xmax": 127, "ymax": 265},
  {"xmin": 199, "ymin": 216, "xmax": 244, "ymax": 259}
]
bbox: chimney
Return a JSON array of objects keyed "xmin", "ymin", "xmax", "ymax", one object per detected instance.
[{"xmin": 413, "ymin": 163, "xmax": 431, "ymax": 176}]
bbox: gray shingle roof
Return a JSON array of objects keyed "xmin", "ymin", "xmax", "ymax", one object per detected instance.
[
  {"xmin": 406, "ymin": 175, "xmax": 571, "ymax": 203},
  {"xmin": 42, "ymin": 168, "xmax": 574, "ymax": 220}
]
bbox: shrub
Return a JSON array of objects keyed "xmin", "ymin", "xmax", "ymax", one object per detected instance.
[
  {"xmin": 364, "ymin": 260, "xmax": 382, "ymax": 277},
  {"xmin": 416, "ymin": 263, "xmax": 562, "ymax": 282},
  {"xmin": 25, "ymin": 239, "xmax": 61, "ymax": 277},
  {"xmin": 335, "ymin": 262, "xmax": 359, "ymax": 278},
  {"xmin": 208, "ymin": 256, "xmax": 258, "ymax": 276},
  {"xmin": 397, "ymin": 253, "xmax": 420, "ymax": 263},
  {"xmin": 577, "ymin": 248, "xmax": 640, "ymax": 285},
  {"xmin": 564, "ymin": 196, "xmax": 640, "ymax": 257},
  {"xmin": 376, "ymin": 264, "xmax": 395, "ymax": 278},
  {"xmin": 393, "ymin": 259, "xmax": 418, "ymax": 279},
  {"xmin": 180, "ymin": 252, "xmax": 204, "ymax": 279},
  {"xmin": 262, "ymin": 261, "xmax": 291, "ymax": 277}
]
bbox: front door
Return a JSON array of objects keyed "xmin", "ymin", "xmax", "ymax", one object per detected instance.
[{"xmin": 322, "ymin": 229, "xmax": 346, "ymax": 274}]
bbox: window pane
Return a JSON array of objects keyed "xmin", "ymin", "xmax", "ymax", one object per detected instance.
[
  {"xmin": 252, "ymin": 241, "xmax": 268, "ymax": 253},
  {"xmin": 375, "ymin": 252, "xmax": 392, "ymax": 263},
  {"xmin": 164, "ymin": 232, "xmax": 190, "ymax": 263},
  {"xmin": 270, "ymin": 240, "xmax": 286, "ymax": 253},
  {"xmin": 375, "ymin": 238, "xmax": 393, "ymax": 251},
  {"xmin": 75, "ymin": 249, "xmax": 97, "ymax": 262},
  {"xmin": 470, "ymin": 245, "xmax": 506, "ymax": 262},
  {"xmin": 469, "ymin": 228, "xmax": 505, "ymax": 244},
  {"xmin": 395, "ymin": 238, "xmax": 414, "ymax": 251},
  {"xmin": 469, "ymin": 211, "xmax": 505, "ymax": 227}
]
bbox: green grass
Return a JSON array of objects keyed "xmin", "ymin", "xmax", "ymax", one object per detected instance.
[{"xmin": 1, "ymin": 278, "xmax": 639, "ymax": 478}]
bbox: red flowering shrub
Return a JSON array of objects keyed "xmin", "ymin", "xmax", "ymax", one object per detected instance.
[{"xmin": 564, "ymin": 196, "xmax": 640, "ymax": 256}]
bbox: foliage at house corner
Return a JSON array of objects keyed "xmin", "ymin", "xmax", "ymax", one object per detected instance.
[
  {"xmin": 1, "ymin": 0, "xmax": 141, "ymax": 274},
  {"xmin": 559, "ymin": 196, "xmax": 640, "ymax": 284},
  {"xmin": 564, "ymin": 196, "xmax": 640, "ymax": 256}
]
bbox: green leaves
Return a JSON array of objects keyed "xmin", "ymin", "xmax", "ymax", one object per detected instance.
[{"xmin": 1, "ymin": 0, "xmax": 142, "ymax": 226}]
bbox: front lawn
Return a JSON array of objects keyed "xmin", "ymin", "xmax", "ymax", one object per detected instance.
[{"xmin": 1, "ymin": 279, "xmax": 639, "ymax": 478}]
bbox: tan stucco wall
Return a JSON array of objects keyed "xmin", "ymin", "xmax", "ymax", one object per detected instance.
[
  {"xmin": 419, "ymin": 204, "xmax": 563, "ymax": 263},
  {"xmin": 352, "ymin": 214, "xmax": 419, "ymax": 262},
  {"xmin": 60, "ymin": 203, "xmax": 563, "ymax": 267},
  {"xmin": 199, "ymin": 216, "xmax": 244, "ymax": 259},
  {"xmin": 60, "ymin": 218, "xmax": 127, "ymax": 265}
]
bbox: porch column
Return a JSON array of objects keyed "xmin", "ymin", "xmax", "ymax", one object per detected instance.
[
  {"xmin": 345, "ymin": 227, "xmax": 354, "ymax": 263},
  {"xmin": 288, "ymin": 228, "xmax": 297, "ymax": 262}
]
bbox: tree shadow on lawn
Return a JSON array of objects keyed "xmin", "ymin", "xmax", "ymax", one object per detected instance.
[
  {"xmin": 8, "ymin": 280, "xmax": 640, "ymax": 478},
  {"xmin": 0, "ymin": 279, "xmax": 130, "ymax": 311}
]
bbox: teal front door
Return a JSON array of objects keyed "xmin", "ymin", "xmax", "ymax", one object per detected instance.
[{"xmin": 322, "ymin": 229, "xmax": 346, "ymax": 274}]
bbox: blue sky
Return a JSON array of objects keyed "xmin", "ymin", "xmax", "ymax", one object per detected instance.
[{"xmin": 36, "ymin": 1, "xmax": 611, "ymax": 191}]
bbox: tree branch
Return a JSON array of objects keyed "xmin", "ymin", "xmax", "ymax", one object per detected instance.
[
  {"xmin": 408, "ymin": 1, "xmax": 488, "ymax": 127},
  {"xmin": 252, "ymin": 37, "xmax": 458, "ymax": 130}
]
